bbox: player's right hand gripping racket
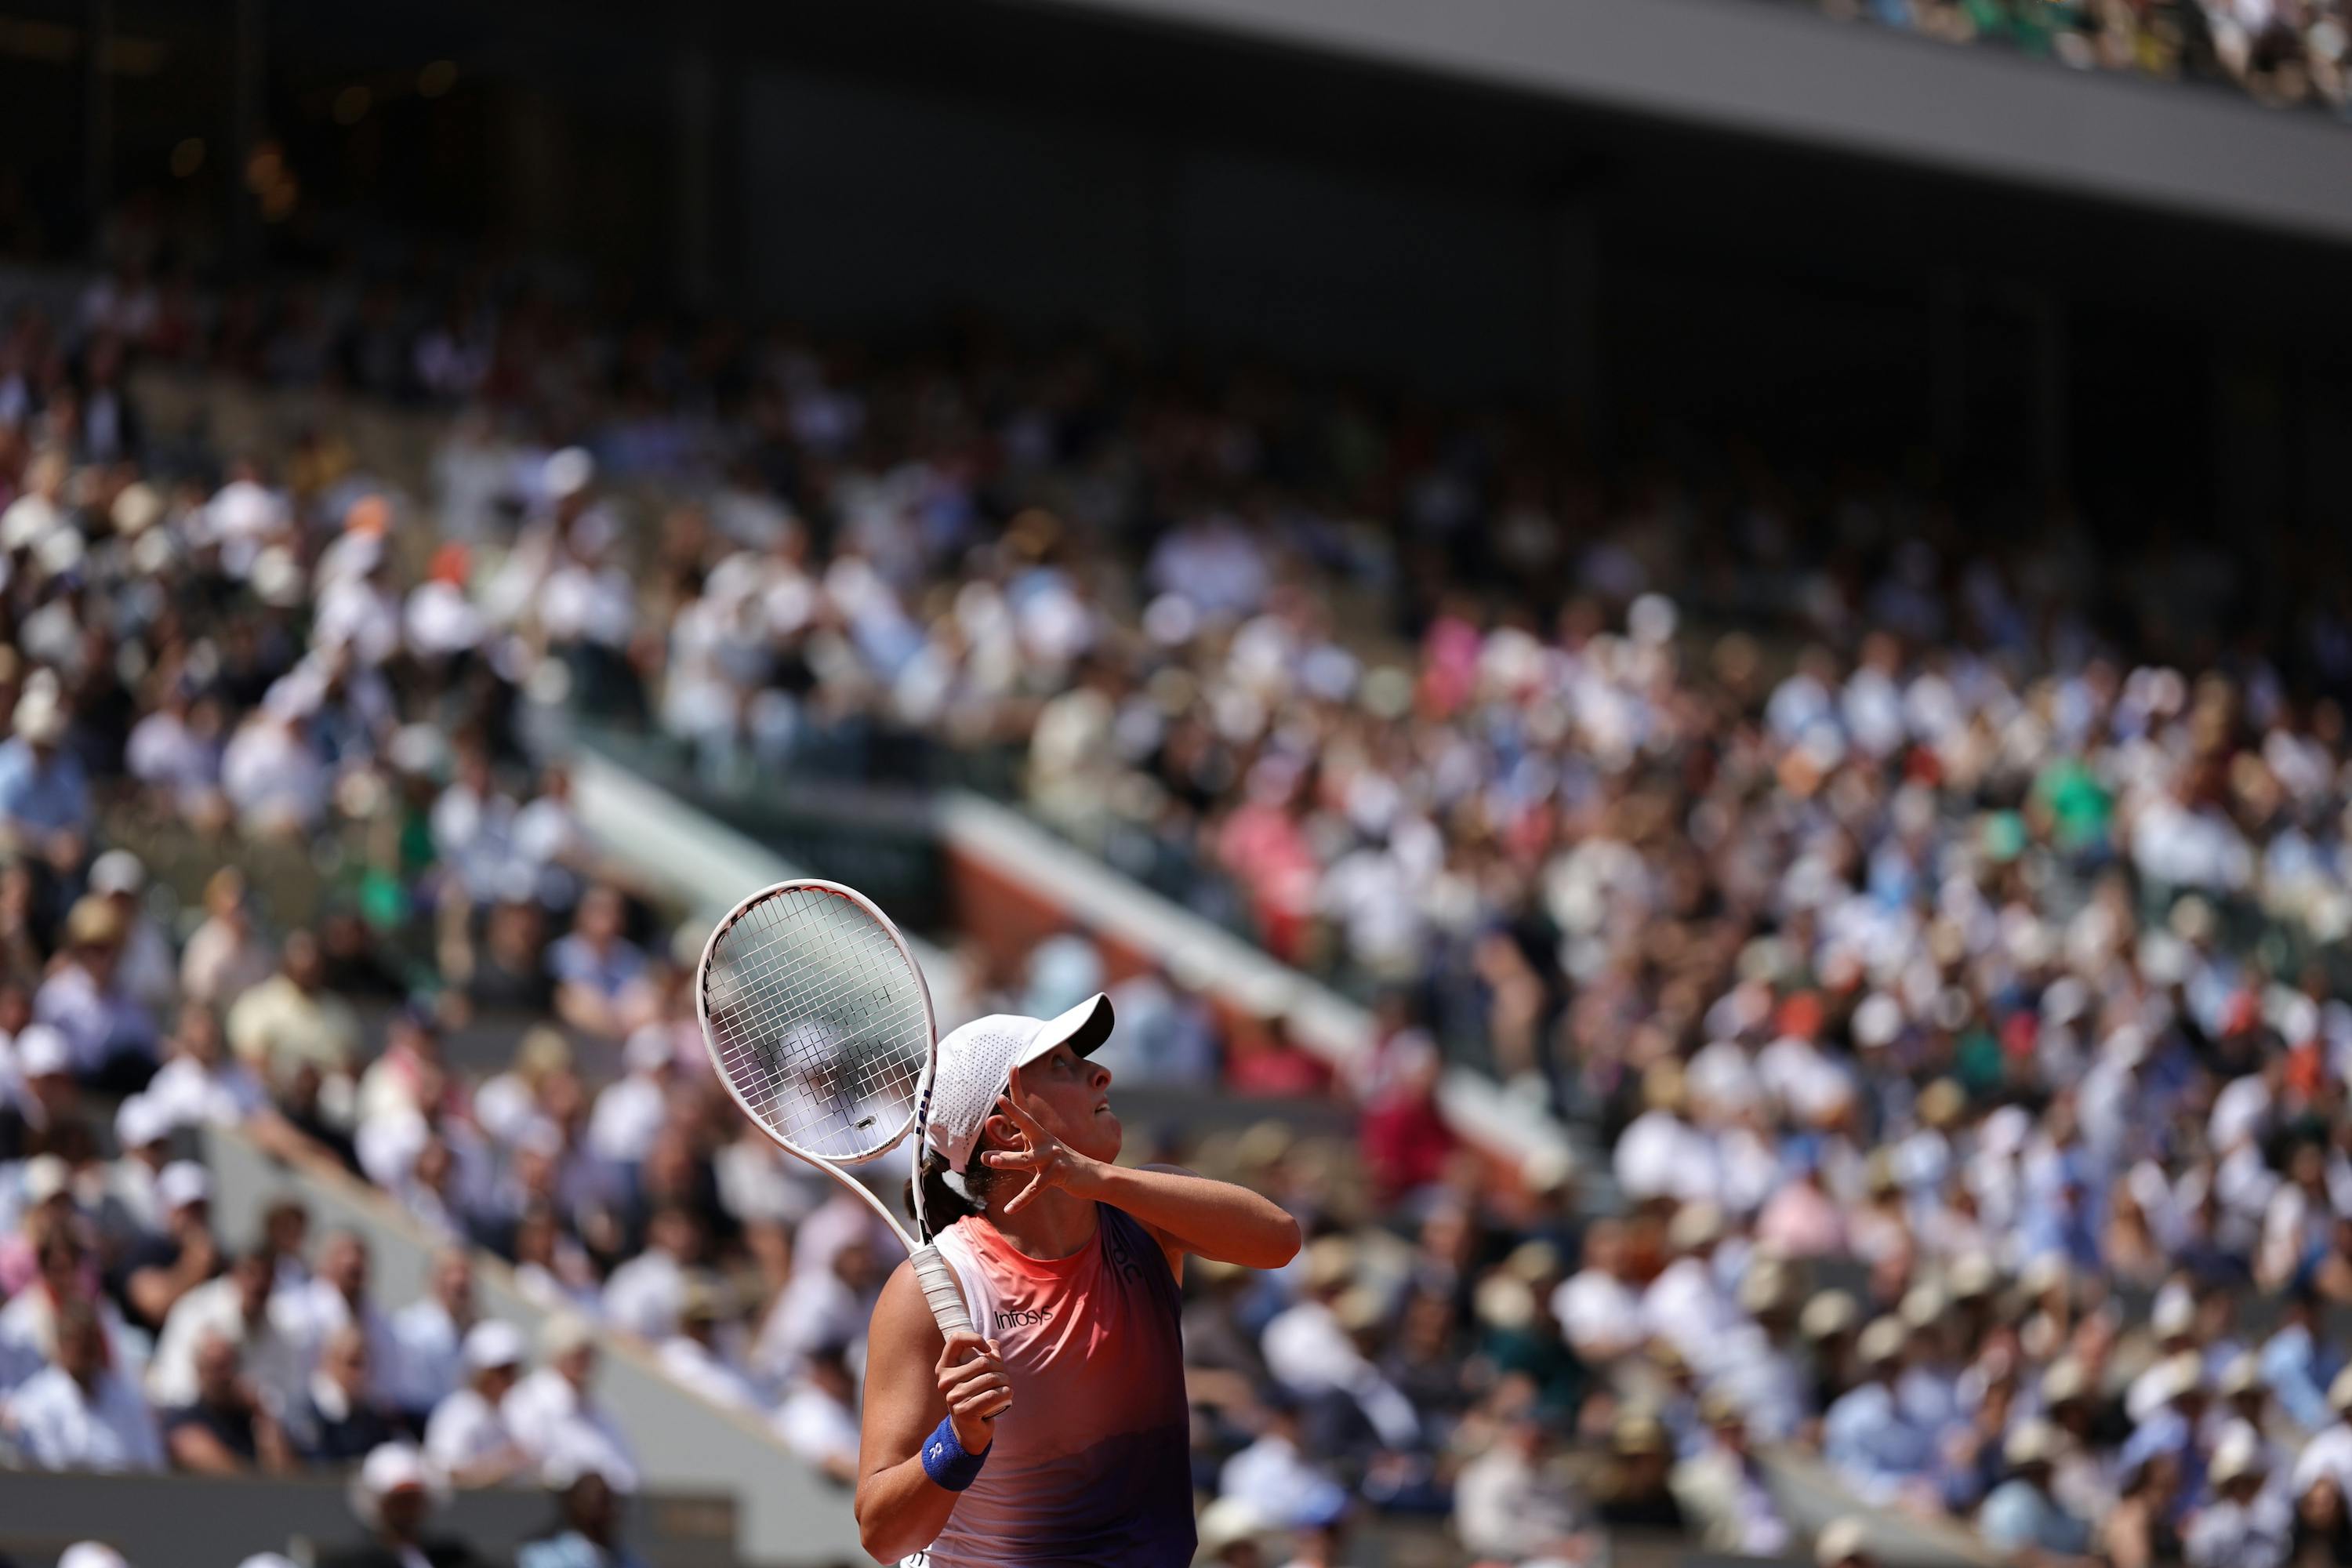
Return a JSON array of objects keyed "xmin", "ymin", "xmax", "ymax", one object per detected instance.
[{"xmin": 695, "ymin": 879, "xmax": 978, "ymax": 1345}]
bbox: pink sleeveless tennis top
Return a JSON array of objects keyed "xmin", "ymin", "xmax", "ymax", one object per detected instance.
[{"xmin": 907, "ymin": 1204, "xmax": 1195, "ymax": 1568}]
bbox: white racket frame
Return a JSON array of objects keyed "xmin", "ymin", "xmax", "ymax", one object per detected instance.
[{"xmin": 693, "ymin": 877, "xmax": 977, "ymax": 1340}]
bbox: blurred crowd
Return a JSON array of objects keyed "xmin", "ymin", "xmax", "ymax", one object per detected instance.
[
  {"xmin": 3, "ymin": 241, "xmax": 2352, "ymax": 1568},
  {"xmin": 0, "ymin": 1440, "xmax": 658, "ymax": 1568},
  {"xmin": 0, "ymin": 260, "xmax": 1481, "ymax": 1565},
  {"xmin": 0, "ymin": 269, "xmax": 748, "ymax": 1566},
  {"xmin": 1799, "ymin": 0, "xmax": 2352, "ymax": 115}
]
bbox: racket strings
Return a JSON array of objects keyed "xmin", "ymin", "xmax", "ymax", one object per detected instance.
[
  {"xmin": 728, "ymin": 898, "xmax": 919, "ymax": 1125},
  {"xmin": 720, "ymin": 905, "xmax": 918, "ymax": 1147},
  {"xmin": 703, "ymin": 886, "xmax": 929, "ymax": 1161}
]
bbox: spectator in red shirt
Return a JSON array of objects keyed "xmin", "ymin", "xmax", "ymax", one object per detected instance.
[
  {"xmin": 1359, "ymin": 1033, "xmax": 1457, "ymax": 1206},
  {"xmin": 1226, "ymin": 1011, "xmax": 1333, "ymax": 1098}
]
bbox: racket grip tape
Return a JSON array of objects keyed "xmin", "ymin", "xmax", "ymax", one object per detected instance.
[{"xmin": 912, "ymin": 1243, "xmax": 976, "ymax": 1338}]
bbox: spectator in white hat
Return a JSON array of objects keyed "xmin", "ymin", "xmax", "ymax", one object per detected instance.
[
  {"xmin": 424, "ymin": 1319, "xmax": 531, "ymax": 1487},
  {"xmin": 5, "ymin": 1022, "xmax": 78, "ymax": 1141},
  {"xmin": 1594, "ymin": 1409, "xmax": 1686, "ymax": 1530},
  {"xmin": 102, "ymin": 1093, "xmax": 172, "ymax": 1239},
  {"xmin": 1194, "ymin": 1497, "xmax": 1272, "ymax": 1568},
  {"xmin": 321, "ymin": 1442, "xmax": 482, "ymax": 1568},
  {"xmin": 56, "ymin": 1545, "xmax": 131, "ymax": 1568},
  {"xmin": 2290, "ymin": 1368, "xmax": 2352, "ymax": 1510},
  {"xmin": 2188, "ymin": 1428, "xmax": 2291, "ymax": 1568},
  {"xmin": 2128, "ymin": 1291, "xmax": 2205, "ymax": 1422},
  {"xmin": 1980, "ymin": 1420, "xmax": 2092, "ymax": 1560},
  {"xmin": 1814, "ymin": 1516, "xmax": 1877, "ymax": 1568},
  {"xmin": 2211, "ymin": 1356, "xmax": 2292, "ymax": 1493},
  {"xmin": 2124, "ymin": 1351, "xmax": 2214, "ymax": 1485},
  {"xmin": 0, "ymin": 1299, "xmax": 162, "ymax": 1472}
]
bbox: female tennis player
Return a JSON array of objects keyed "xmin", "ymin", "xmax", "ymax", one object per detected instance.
[{"xmin": 855, "ymin": 993, "xmax": 1302, "ymax": 1566}]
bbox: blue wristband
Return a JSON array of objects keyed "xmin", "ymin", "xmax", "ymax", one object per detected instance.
[{"xmin": 920, "ymin": 1416, "xmax": 989, "ymax": 1492}]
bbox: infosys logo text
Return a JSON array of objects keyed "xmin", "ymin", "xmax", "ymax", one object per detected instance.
[{"xmin": 993, "ymin": 1307, "xmax": 1053, "ymax": 1330}]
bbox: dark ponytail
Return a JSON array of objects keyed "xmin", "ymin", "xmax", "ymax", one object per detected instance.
[{"xmin": 906, "ymin": 1146, "xmax": 1000, "ymax": 1232}]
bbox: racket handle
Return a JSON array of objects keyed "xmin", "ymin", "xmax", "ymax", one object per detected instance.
[{"xmin": 912, "ymin": 1243, "xmax": 977, "ymax": 1338}]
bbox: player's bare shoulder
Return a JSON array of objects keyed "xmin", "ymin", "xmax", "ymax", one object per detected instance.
[{"xmin": 870, "ymin": 1254, "xmax": 943, "ymax": 1350}]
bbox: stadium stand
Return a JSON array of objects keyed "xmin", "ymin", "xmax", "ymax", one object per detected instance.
[
  {"xmin": 2, "ymin": 0, "xmax": 2352, "ymax": 1552},
  {"xmin": 1, "ymin": 221, "xmax": 2351, "ymax": 1568},
  {"xmin": 1779, "ymin": 0, "xmax": 2352, "ymax": 115}
]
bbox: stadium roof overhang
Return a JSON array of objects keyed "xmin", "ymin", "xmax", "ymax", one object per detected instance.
[{"xmin": 1009, "ymin": 0, "xmax": 2352, "ymax": 247}]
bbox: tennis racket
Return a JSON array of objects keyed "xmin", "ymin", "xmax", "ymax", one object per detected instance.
[{"xmin": 694, "ymin": 878, "xmax": 977, "ymax": 1341}]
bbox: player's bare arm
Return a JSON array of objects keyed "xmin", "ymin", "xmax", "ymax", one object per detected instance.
[
  {"xmin": 855, "ymin": 1265, "xmax": 1014, "ymax": 1563},
  {"xmin": 984, "ymin": 1081, "xmax": 1301, "ymax": 1272}
]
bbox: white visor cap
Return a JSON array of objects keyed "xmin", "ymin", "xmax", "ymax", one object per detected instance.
[{"xmin": 924, "ymin": 993, "xmax": 1115, "ymax": 1175}]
